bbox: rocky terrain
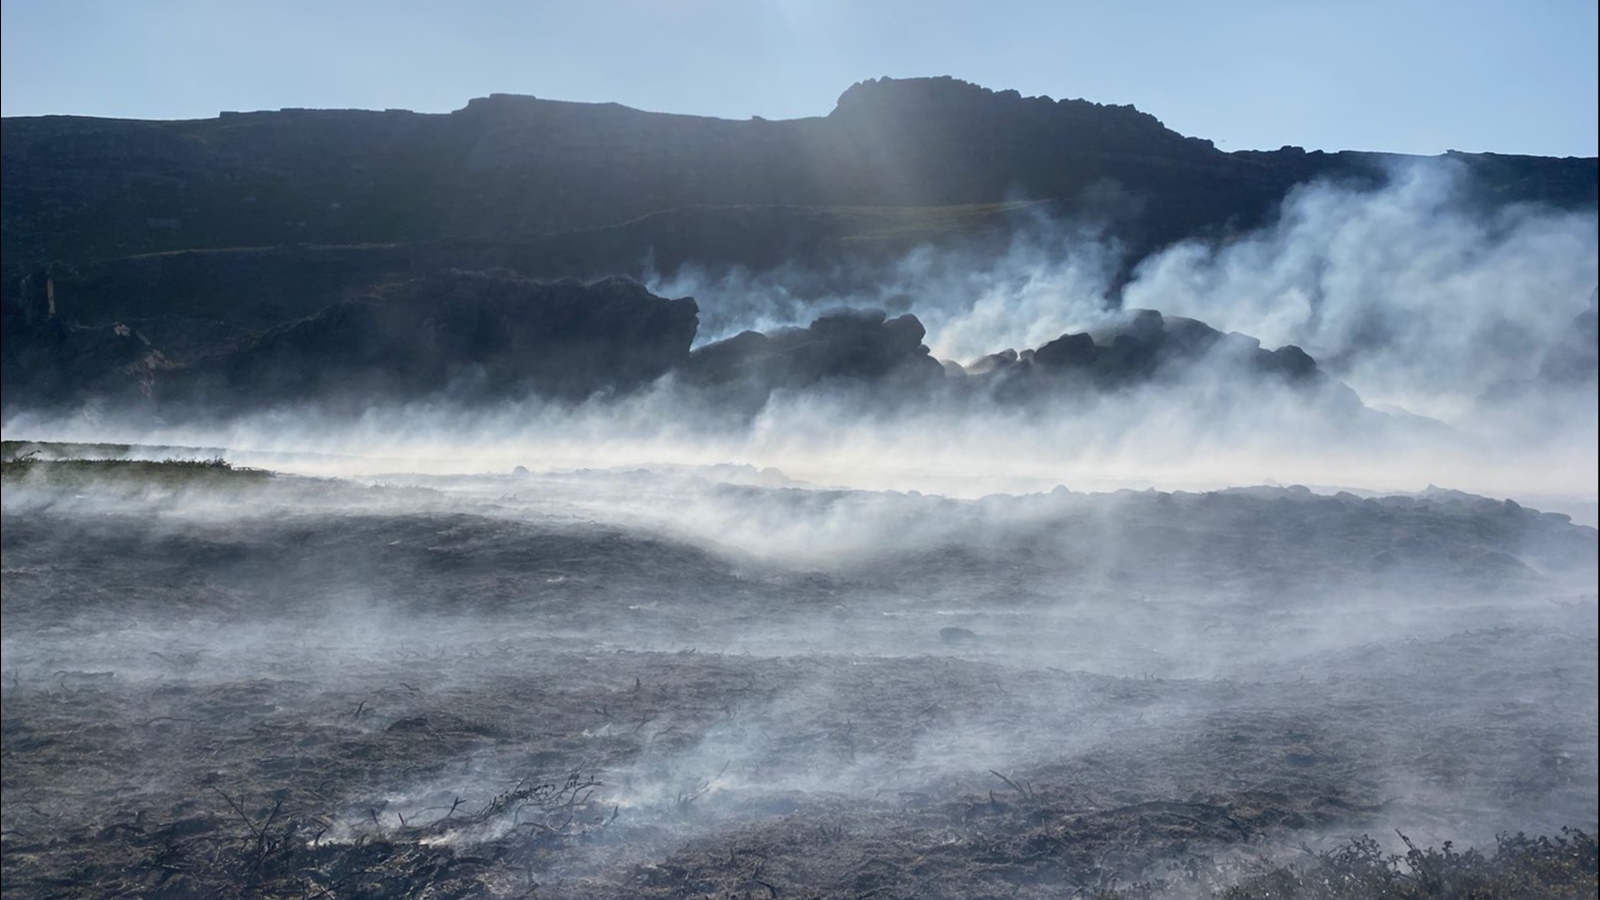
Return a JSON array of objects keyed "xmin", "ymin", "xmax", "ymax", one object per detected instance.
[
  {"xmin": 3, "ymin": 76, "xmax": 1596, "ymax": 414},
  {"xmin": 4, "ymin": 264, "xmax": 1364, "ymax": 417}
]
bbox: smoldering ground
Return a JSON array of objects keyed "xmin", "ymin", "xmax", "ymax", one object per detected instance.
[{"xmin": 1, "ymin": 454, "xmax": 1596, "ymax": 898}]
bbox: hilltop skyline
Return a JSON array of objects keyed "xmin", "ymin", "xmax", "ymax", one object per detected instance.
[{"xmin": 3, "ymin": 0, "xmax": 1597, "ymax": 157}]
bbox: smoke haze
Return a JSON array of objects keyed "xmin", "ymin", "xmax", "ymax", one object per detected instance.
[{"xmin": 3, "ymin": 157, "xmax": 1596, "ymax": 897}]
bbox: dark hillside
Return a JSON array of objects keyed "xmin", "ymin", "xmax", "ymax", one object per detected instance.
[
  {"xmin": 6, "ymin": 76, "xmax": 1593, "ymax": 277},
  {"xmin": 3, "ymin": 77, "xmax": 1594, "ymax": 412}
]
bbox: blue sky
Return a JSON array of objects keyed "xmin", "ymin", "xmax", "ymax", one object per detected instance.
[{"xmin": 2, "ymin": 0, "xmax": 1595, "ymax": 156}]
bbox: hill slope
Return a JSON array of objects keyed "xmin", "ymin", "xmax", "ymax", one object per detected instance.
[{"xmin": 5, "ymin": 76, "xmax": 1594, "ymax": 279}]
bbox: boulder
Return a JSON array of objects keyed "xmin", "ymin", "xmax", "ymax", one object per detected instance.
[
  {"xmin": 968, "ymin": 308, "xmax": 1338, "ymax": 397},
  {"xmin": 684, "ymin": 308, "xmax": 944, "ymax": 396},
  {"xmin": 968, "ymin": 348, "xmax": 1023, "ymax": 374},
  {"xmin": 1032, "ymin": 332, "xmax": 1097, "ymax": 369}
]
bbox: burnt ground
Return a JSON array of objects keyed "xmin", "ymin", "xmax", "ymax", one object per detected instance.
[{"xmin": 1, "ymin": 467, "xmax": 1596, "ymax": 898}]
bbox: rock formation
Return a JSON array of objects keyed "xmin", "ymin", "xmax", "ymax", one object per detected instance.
[
  {"xmin": 683, "ymin": 309, "xmax": 945, "ymax": 402},
  {"xmin": 154, "ymin": 270, "xmax": 698, "ymax": 410},
  {"xmin": 954, "ymin": 309, "xmax": 1342, "ymax": 402}
]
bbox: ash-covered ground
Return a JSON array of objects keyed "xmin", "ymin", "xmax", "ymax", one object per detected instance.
[{"xmin": 2, "ymin": 457, "xmax": 1595, "ymax": 898}]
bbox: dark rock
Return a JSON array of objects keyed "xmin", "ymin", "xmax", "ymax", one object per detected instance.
[
  {"xmin": 162, "ymin": 270, "xmax": 697, "ymax": 410},
  {"xmin": 1257, "ymin": 344, "xmax": 1318, "ymax": 380},
  {"xmin": 1, "ymin": 281, "xmax": 168, "ymax": 410},
  {"xmin": 683, "ymin": 308, "xmax": 944, "ymax": 399},
  {"xmin": 0, "ymin": 260, "xmax": 1362, "ymax": 416},
  {"xmin": 967, "ymin": 348, "xmax": 1023, "ymax": 375},
  {"xmin": 970, "ymin": 309, "xmax": 1343, "ymax": 399},
  {"xmin": 684, "ymin": 331, "xmax": 772, "ymax": 387},
  {"xmin": 1162, "ymin": 315, "xmax": 1227, "ymax": 357},
  {"xmin": 1032, "ymin": 332, "xmax": 1098, "ymax": 369},
  {"xmin": 939, "ymin": 626, "xmax": 979, "ymax": 644},
  {"xmin": 1539, "ymin": 289, "xmax": 1599, "ymax": 383},
  {"xmin": 1218, "ymin": 332, "xmax": 1263, "ymax": 354}
]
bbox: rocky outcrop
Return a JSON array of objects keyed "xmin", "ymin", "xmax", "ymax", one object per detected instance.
[
  {"xmin": 158, "ymin": 270, "xmax": 698, "ymax": 409},
  {"xmin": 3, "ymin": 252, "xmax": 1376, "ymax": 418},
  {"xmin": 683, "ymin": 309, "xmax": 945, "ymax": 402},
  {"xmin": 680, "ymin": 304, "xmax": 1347, "ymax": 409},
  {"xmin": 1, "ymin": 270, "xmax": 168, "ymax": 409},
  {"xmin": 2, "ymin": 264, "xmax": 1367, "ymax": 416},
  {"xmin": 957, "ymin": 309, "xmax": 1346, "ymax": 400}
]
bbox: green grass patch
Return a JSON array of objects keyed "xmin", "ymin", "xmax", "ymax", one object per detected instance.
[
  {"xmin": 2, "ymin": 440, "xmax": 227, "ymax": 462},
  {"xmin": 1, "ymin": 456, "xmax": 271, "ymax": 489}
]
